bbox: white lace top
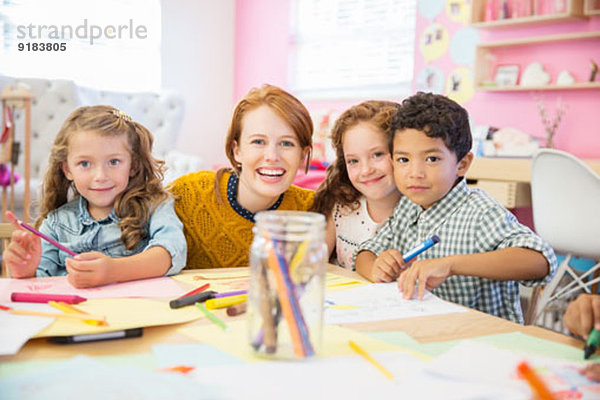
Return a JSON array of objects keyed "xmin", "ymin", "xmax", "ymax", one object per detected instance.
[{"xmin": 333, "ymin": 196, "xmax": 386, "ymax": 270}]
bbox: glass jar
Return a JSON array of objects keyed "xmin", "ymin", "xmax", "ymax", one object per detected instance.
[{"xmin": 248, "ymin": 211, "xmax": 326, "ymax": 359}]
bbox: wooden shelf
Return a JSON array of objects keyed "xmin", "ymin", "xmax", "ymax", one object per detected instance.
[
  {"xmin": 478, "ymin": 82, "xmax": 600, "ymax": 91},
  {"xmin": 476, "ymin": 31, "xmax": 600, "ymax": 48},
  {"xmin": 474, "ymin": 31, "xmax": 600, "ymax": 92},
  {"xmin": 471, "ymin": 0, "xmax": 586, "ymax": 27},
  {"xmin": 585, "ymin": 0, "xmax": 600, "ymax": 14}
]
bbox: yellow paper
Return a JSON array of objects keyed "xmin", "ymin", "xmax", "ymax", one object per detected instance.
[
  {"xmin": 171, "ymin": 269, "xmax": 250, "ymax": 293},
  {"xmin": 34, "ymin": 298, "xmax": 203, "ymax": 337},
  {"xmin": 325, "ymin": 272, "xmax": 367, "ymax": 292},
  {"xmin": 178, "ymin": 319, "xmax": 426, "ymax": 362}
]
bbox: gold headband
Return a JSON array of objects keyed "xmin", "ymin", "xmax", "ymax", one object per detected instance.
[{"xmin": 111, "ymin": 109, "xmax": 132, "ymax": 122}]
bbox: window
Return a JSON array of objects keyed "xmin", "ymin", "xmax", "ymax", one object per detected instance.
[
  {"xmin": 291, "ymin": 0, "xmax": 416, "ymax": 99},
  {"xmin": 0, "ymin": 0, "xmax": 161, "ymax": 92}
]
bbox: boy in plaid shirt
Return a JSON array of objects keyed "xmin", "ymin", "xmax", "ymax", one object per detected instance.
[{"xmin": 354, "ymin": 92, "xmax": 556, "ymax": 323}]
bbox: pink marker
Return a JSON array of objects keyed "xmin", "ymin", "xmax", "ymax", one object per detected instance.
[
  {"xmin": 11, "ymin": 292, "xmax": 87, "ymax": 304},
  {"xmin": 19, "ymin": 220, "xmax": 77, "ymax": 257}
]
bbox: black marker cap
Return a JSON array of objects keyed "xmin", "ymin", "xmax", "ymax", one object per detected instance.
[{"xmin": 170, "ymin": 290, "xmax": 217, "ymax": 309}]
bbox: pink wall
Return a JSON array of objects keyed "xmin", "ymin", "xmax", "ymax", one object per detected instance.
[
  {"xmin": 234, "ymin": 0, "xmax": 291, "ymax": 102},
  {"xmin": 234, "ymin": 1, "xmax": 600, "ymax": 157},
  {"xmin": 420, "ymin": 16, "xmax": 600, "ymax": 157}
]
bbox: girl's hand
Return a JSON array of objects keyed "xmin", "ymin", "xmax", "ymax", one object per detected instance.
[
  {"xmin": 371, "ymin": 249, "xmax": 406, "ymax": 283},
  {"xmin": 397, "ymin": 257, "xmax": 454, "ymax": 300},
  {"xmin": 563, "ymin": 294, "xmax": 600, "ymax": 339},
  {"xmin": 65, "ymin": 251, "xmax": 115, "ymax": 288},
  {"xmin": 2, "ymin": 211, "xmax": 41, "ymax": 278}
]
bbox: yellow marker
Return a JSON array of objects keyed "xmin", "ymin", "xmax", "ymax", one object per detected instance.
[
  {"xmin": 289, "ymin": 240, "xmax": 308, "ymax": 283},
  {"xmin": 349, "ymin": 340, "xmax": 394, "ymax": 380},
  {"xmin": 48, "ymin": 301, "xmax": 107, "ymax": 326},
  {"xmin": 327, "ymin": 281, "xmax": 361, "ymax": 288},
  {"xmin": 204, "ymin": 294, "xmax": 247, "ymax": 310}
]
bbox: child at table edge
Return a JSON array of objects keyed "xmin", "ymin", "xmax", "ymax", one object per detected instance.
[{"xmin": 354, "ymin": 92, "xmax": 557, "ymax": 324}]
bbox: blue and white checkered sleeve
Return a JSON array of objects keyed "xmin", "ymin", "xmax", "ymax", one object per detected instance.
[{"xmin": 475, "ymin": 205, "xmax": 557, "ymax": 286}]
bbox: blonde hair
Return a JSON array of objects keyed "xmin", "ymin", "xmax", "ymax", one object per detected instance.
[
  {"xmin": 36, "ymin": 105, "xmax": 168, "ymax": 250},
  {"xmin": 312, "ymin": 100, "xmax": 400, "ymax": 218},
  {"xmin": 214, "ymin": 84, "xmax": 313, "ymax": 203}
]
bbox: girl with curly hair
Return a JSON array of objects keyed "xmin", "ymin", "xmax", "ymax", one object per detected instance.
[{"xmin": 3, "ymin": 105, "xmax": 186, "ymax": 288}]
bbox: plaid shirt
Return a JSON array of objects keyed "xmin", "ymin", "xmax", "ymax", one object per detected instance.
[{"xmin": 355, "ymin": 179, "xmax": 557, "ymax": 323}]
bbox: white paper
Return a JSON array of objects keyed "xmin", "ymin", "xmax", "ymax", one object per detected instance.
[
  {"xmin": 187, "ymin": 352, "xmax": 517, "ymax": 400},
  {"xmin": 324, "ymin": 282, "xmax": 467, "ymax": 324},
  {"xmin": 0, "ymin": 304, "xmax": 54, "ymax": 356},
  {"xmin": 426, "ymin": 341, "xmax": 600, "ymax": 399}
]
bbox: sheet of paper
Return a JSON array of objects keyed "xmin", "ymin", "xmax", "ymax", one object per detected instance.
[
  {"xmin": 172, "ymin": 270, "xmax": 366, "ymax": 295},
  {"xmin": 0, "ymin": 355, "xmax": 219, "ymax": 400},
  {"xmin": 369, "ymin": 330, "xmax": 589, "ymax": 361},
  {"xmin": 426, "ymin": 341, "xmax": 600, "ymax": 399},
  {"xmin": 0, "ymin": 275, "xmax": 185, "ymax": 302},
  {"xmin": 32, "ymin": 298, "xmax": 203, "ymax": 337},
  {"xmin": 0, "ymin": 307, "xmax": 53, "ymax": 356},
  {"xmin": 178, "ymin": 319, "xmax": 422, "ymax": 362},
  {"xmin": 186, "ymin": 352, "xmax": 513, "ymax": 400},
  {"xmin": 152, "ymin": 343, "xmax": 243, "ymax": 368},
  {"xmin": 171, "ymin": 269, "xmax": 250, "ymax": 293},
  {"xmin": 324, "ymin": 282, "xmax": 467, "ymax": 324}
]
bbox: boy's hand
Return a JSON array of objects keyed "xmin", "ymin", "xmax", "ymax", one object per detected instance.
[
  {"xmin": 2, "ymin": 211, "xmax": 41, "ymax": 278},
  {"xmin": 398, "ymin": 257, "xmax": 454, "ymax": 299},
  {"xmin": 580, "ymin": 363, "xmax": 600, "ymax": 382},
  {"xmin": 66, "ymin": 251, "xmax": 115, "ymax": 288},
  {"xmin": 371, "ymin": 249, "xmax": 406, "ymax": 282},
  {"xmin": 563, "ymin": 294, "xmax": 600, "ymax": 339}
]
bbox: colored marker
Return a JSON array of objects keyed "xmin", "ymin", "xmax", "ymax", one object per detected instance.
[
  {"xmin": 176, "ymin": 283, "xmax": 210, "ymax": 299},
  {"xmin": 517, "ymin": 361, "xmax": 556, "ymax": 400},
  {"xmin": 48, "ymin": 328, "xmax": 142, "ymax": 344},
  {"xmin": 402, "ymin": 235, "xmax": 440, "ymax": 262},
  {"xmin": 584, "ymin": 328, "xmax": 600, "ymax": 359},
  {"xmin": 48, "ymin": 301, "xmax": 106, "ymax": 326},
  {"xmin": 18, "ymin": 220, "xmax": 77, "ymax": 257},
  {"xmin": 169, "ymin": 290, "xmax": 216, "ymax": 309},
  {"xmin": 196, "ymin": 303, "xmax": 228, "ymax": 331},
  {"xmin": 0, "ymin": 304, "xmax": 105, "ymax": 323},
  {"xmin": 213, "ymin": 290, "xmax": 248, "ymax": 298},
  {"xmin": 205, "ymin": 294, "xmax": 247, "ymax": 310},
  {"xmin": 349, "ymin": 340, "xmax": 394, "ymax": 380},
  {"xmin": 226, "ymin": 302, "xmax": 247, "ymax": 317},
  {"xmin": 11, "ymin": 292, "xmax": 87, "ymax": 304}
]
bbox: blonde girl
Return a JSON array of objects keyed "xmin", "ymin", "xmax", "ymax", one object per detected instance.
[
  {"xmin": 3, "ymin": 105, "xmax": 186, "ymax": 288},
  {"xmin": 313, "ymin": 100, "xmax": 401, "ymax": 270}
]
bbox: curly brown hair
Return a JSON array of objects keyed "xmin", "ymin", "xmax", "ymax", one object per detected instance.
[
  {"xmin": 312, "ymin": 100, "xmax": 401, "ymax": 218},
  {"xmin": 391, "ymin": 92, "xmax": 472, "ymax": 160},
  {"xmin": 35, "ymin": 105, "xmax": 168, "ymax": 250},
  {"xmin": 214, "ymin": 84, "xmax": 313, "ymax": 203}
]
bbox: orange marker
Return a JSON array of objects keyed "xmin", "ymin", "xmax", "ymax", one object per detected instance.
[{"xmin": 517, "ymin": 361, "xmax": 557, "ymax": 400}]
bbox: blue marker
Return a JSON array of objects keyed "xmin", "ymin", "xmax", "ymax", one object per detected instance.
[{"xmin": 402, "ymin": 235, "xmax": 440, "ymax": 262}]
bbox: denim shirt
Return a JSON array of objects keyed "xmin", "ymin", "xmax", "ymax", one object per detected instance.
[{"xmin": 36, "ymin": 196, "xmax": 187, "ymax": 277}]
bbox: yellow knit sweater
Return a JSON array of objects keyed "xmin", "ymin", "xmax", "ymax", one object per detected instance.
[{"xmin": 170, "ymin": 170, "xmax": 315, "ymax": 269}]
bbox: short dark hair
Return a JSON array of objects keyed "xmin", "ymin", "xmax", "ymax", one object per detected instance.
[{"xmin": 391, "ymin": 92, "xmax": 472, "ymax": 160}]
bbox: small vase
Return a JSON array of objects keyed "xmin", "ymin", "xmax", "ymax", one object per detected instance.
[{"xmin": 545, "ymin": 132, "xmax": 555, "ymax": 148}]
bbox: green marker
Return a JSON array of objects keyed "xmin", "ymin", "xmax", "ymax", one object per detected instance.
[
  {"xmin": 584, "ymin": 328, "xmax": 600, "ymax": 359},
  {"xmin": 196, "ymin": 302, "xmax": 228, "ymax": 331}
]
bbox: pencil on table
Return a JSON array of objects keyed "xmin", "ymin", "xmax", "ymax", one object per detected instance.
[
  {"xmin": 177, "ymin": 283, "xmax": 210, "ymax": 299},
  {"xmin": 0, "ymin": 304, "xmax": 106, "ymax": 323},
  {"xmin": 196, "ymin": 303, "xmax": 228, "ymax": 331},
  {"xmin": 349, "ymin": 340, "xmax": 394, "ymax": 380}
]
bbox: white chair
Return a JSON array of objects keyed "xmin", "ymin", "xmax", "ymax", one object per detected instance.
[{"xmin": 531, "ymin": 149, "xmax": 600, "ymax": 332}]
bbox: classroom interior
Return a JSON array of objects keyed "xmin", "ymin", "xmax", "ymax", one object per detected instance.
[{"xmin": 1, "ymin": 0, "xmax": 600, "ymax": 398}]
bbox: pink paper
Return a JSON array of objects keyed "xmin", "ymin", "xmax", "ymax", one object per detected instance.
[{"xmin": 0, "ymin": 276, "xmax": 186, "ymax": 303}]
